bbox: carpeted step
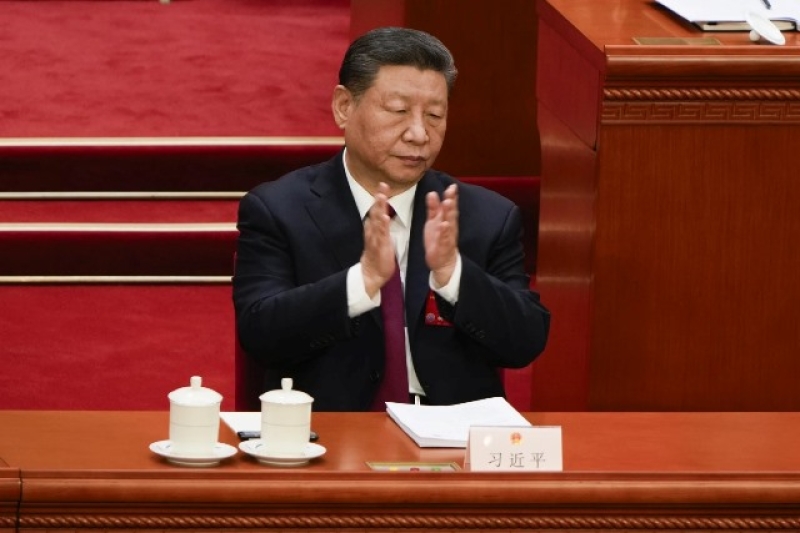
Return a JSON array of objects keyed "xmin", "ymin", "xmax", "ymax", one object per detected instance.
[
  {"xmin": 0, "ymin": 137, "xmax": 343, "ymax": 192},
  {"xmin": 0, "ymin": 224, "xmax": 236, "ymax": 277},
  {"xmin": 0, "ymin": 198, "xmax": 239, "ymax": 223},
  {"xmin": 0, "ymin": 177, "xmax": 539, "ymax": 277}
]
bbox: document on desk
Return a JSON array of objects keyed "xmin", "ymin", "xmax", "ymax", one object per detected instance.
[
  {"xmin": 386, "ymin": 397, "xmax": 531, "ymax": 448},
  {"xmin": 220, "ymin": 411, "xmax": 260, "ymax": 433},
  {"xmin": 656, "ymin": 0, "xmax": 800, "ymax": 31}
]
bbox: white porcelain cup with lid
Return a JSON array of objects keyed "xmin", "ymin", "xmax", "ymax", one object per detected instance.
[
  {"xmin": 260, "ymin": 378, "xmax": 313, "ymax": 457},
  {"xmin": 168, "ymin": 376, "xmax": 223, "ymax": 456}
]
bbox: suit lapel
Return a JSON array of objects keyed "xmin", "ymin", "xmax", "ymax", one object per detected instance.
[
  {"xmin": 305, "ymin": 154, "xmax": 383, "ymax": 328},
  {"xmin": 305, "ymin": 155, "xmax": 364, "ymax": 270}
]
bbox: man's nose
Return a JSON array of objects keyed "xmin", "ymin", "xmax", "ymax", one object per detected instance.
[{"xmin": 402, "ymin": 114, "xmax": 428, "ymax": 143}]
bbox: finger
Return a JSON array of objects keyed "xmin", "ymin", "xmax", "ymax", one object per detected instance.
[
  {"xmin": 426, "ymin": 190, "xmax": 442, "ymax": 221},
  {"xmin": 374, "ymin": 182, "xmax": 394, "ymax": 217},
  {"xmin": 442, "ymin": 184, "xmax": 459, "ymax": 219},
  {"xmin": 367, "ymin": 202, "xmax": 391, "ymax": 236}
]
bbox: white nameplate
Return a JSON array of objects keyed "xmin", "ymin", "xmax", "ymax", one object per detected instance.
[{"xmin": 466, "ymin": 426, "xmax": 563, "ymax": 472}]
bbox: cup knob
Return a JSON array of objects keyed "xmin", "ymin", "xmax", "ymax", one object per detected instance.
[{"xmin": 169, "ymin": 375, "xmax": 222, "ymax": 407}]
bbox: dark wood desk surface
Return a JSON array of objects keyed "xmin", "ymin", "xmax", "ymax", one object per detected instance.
[
  {"xmin": 2, "ymin": 411, "xmax": 800, "ymax": 472},
  {"xmin": 1, "ymin": 411, "xmax": 800, "ymax": 531},
  {"xmin": 542, "ymin": 0, "xmax": 800, "ymax": 48}
]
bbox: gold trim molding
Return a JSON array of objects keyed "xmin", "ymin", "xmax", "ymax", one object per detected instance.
[
  {"xmin": 602, "ymin": 87, "xmax": 800, "ymax": 124},
  {"xmin": 18, "ymin": 512, "xmax": 800, "ymax": 530},
  {"xmin": 0, "ymin": 136, "xmax": 344, "ymax": 147},
  {"xmin": 603, "ymin": 101, "xmax": 800, "ymax": 124},
  {"xmin": 0, "ymin": 222, "xmax": 235, "ymax": 232},
  {"xmin": 0, "ymin": 276, "xmax": 230, "ymax": 284},
  {"xmin": 605, "ymin": 88, "xmax": 800, "ymax": 101},
  {"xmin": 0, "ymin": 191, "xmax": 244, "ymax": 200}
]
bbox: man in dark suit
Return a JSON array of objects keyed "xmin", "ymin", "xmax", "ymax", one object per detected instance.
[{"xmin": 233, "ymin": 27, "xmax": 550, "ymax": 411}]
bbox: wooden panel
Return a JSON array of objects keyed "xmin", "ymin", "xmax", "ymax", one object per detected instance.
[
  {"xmin": 591, "ymin": 122, "xmax": 800, "ymax": 410},
  {"xmin": 4, "ymin": 411, "xmax": 800, "ymax": 531},
  {"xmin": 536, "ymin": 0, "xmax": 800, "ymax": 411},
  {"xmin": 531, "ymin": 105, "xmax": 596, "ymax": 411},
  {"xmin": 536, "ymin": 20, "xmax": 602, "ymax": 149},
  {"xmin": 350, "ymin": 0, "xmax": 540, "ymax": 177}
]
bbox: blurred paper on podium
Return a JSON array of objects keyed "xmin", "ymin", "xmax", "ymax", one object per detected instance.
[
  {"xmin": 220, "ymin": 412, "xmax": 260, "ymax": 433},
  {"xmin": 386, "ymin": 397, "xmax": 531, "ymax": 448},
  {"xmin": 655, "ymin": 0, "xmax": 799, "ymax": 31}
]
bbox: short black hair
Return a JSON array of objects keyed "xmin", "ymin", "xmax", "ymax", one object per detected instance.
[{"xmin": 338, "ymin": 27, "xmax": 457, "ymax": 100}]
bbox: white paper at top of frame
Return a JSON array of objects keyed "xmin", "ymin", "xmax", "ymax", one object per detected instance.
[{"xmin": 466, "ymin": 426, "xmax": 563, "ymax": 472}]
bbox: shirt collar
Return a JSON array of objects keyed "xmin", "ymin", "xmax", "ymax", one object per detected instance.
[{"xmin": 342, "ymin": 148, "xmax": 416, "ymax": 228}]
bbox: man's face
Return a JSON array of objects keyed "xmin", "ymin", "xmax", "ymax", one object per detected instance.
[{"xmin": 333, "ymin": 65, "xmax": 448, "ymax": 196}]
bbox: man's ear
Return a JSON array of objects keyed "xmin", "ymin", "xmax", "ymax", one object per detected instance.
[{"xmin": 331, "ymin": 85, "xmax": 353, "ymax": 130}]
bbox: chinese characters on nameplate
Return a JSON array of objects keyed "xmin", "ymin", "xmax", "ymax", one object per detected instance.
[{"xmin": 466, "ymin": 426, "xmax": 563, "ymax": 472}]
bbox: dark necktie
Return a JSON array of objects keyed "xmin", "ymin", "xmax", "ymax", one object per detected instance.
[{"xmin": 371, "ymin": 205, "xmax": 409, "ymax": 410}]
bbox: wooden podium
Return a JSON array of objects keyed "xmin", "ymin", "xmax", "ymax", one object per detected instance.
[
  {"xmin": 533, "ymin": 0, "xmax": 800, "ymax": 411},
  {"xmin": 3, "ymin": 410, "xmax": 800, "ymax": 531}
]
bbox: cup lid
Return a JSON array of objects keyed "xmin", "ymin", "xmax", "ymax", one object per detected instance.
[
  {"xmin": 745, "ymin": 10, "xmax": 786, "ymax": 46},
  {"xmin": 168, "ymin": 376, "xmax": 223, "ymax": 406},
  {"xmin": 259, "ymin": 377, "xmax": 313, "ymax": 405}
]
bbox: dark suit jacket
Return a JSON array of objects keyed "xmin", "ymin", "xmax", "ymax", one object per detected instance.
[{"xmin": 233, "ymin": 151, "xmax": 549, "ymax": 411}]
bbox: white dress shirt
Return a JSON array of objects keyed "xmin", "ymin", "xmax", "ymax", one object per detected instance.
[{"xmin": 341, "ymin": 149, "xmax": 462, "ymax": 396}]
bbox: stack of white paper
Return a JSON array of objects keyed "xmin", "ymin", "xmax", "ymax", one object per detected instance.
[
  {"xmin": 220, "ymin": 411, "xmax": 260, "ymax": 433},
  {"xmin": 656, "ymin": 0, "xmax": 800, "ymax": 31},
  {"xmin": 386, "ymin": 397, "xmax": 531, "ymax": 448}
]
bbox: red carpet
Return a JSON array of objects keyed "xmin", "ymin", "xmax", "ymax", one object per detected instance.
[
  {"xmin": 0, "ymin": 0, "xmax": 349, "ymax": 410},
  {"xmin": 0, "ymin": 285, "xmax": 234, "ymax": 410},
  {"xmin": 0, "ymin": 0, "xmax": 349, "ymax": 137}
]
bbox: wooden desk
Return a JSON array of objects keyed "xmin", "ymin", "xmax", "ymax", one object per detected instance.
[
  {"xmin": 1, "ymin": 411, "xmax": 800, "ymax": 531},
  {"xmin": 0, "ymin": 462, "xmax": 18, "ymax": 533},
  {"xmin": 534, "ymin": 0, "xmax": 800, "ymax": 411}
]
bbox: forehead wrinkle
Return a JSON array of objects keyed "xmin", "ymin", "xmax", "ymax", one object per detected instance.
[{"xmin": 379, "ymin": 87, "xmax": 448, "ymax": 109}]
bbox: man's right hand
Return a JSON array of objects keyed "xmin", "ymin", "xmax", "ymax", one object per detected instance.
[{"xmin": 360, "ymin": 182, "xmax": 396, "ymax": 299}]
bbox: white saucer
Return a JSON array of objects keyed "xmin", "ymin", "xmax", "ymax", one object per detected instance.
[
  {"xmin": 149, "ymin": 440, "xmax": 237, "ymax": 467},
  {"xmin": 239, "ymin": 439, "xmax": 326, "ymax": 467},
  {"xmin": 745, "ymin": 10, "xmax": 786, "ymax": 45}
]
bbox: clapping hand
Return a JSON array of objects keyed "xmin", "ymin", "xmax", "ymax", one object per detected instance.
[
  {"xmin": 360, "ymin": 182, "xmax": 397, "ymax": 298},
  {"xmin": 424, "ymin": 184, "xmax": 459, "ymax": 288}
]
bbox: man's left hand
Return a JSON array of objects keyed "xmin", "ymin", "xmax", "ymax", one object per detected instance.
[{"xmin": 424, "ymin": 184, "xmax": 459, "ymax": 287}]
